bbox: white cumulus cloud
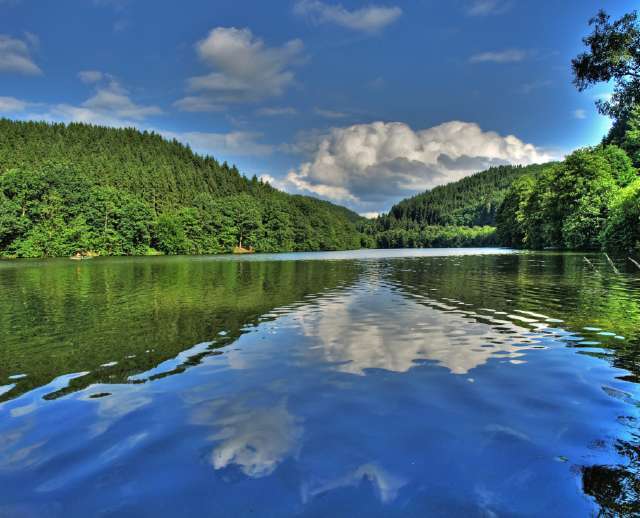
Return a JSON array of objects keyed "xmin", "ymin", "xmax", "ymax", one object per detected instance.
[
  {"xmin": 0, "ymin": 34, "xmax": 42, "ymax": 75},
  {"xmin": 294, "ymin": 0, "xmax": 402, "ymax": 33},
  {"xmin": 83, "ymin": 80, "xmax": 161, "ymax": 120},
  {"xmin": 18, "ymin": 73, "xmax": 162, "ymax": 127},
  {"xmin": 286, "ymin": 120, "xmax": 553, "ymax": 212},
  {"xmin": 176, "ymin": 27, "xmax": 304, "ymax": 110}
]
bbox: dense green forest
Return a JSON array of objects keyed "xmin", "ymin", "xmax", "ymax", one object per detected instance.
[
  {"xmin": 495, "ymin": 139, "xmax": 639, "ymax": 252},
  {"xmin": 0, "ymin": 119, "xmax": 365, "ymax": 257},
  {"xmin": 495, "ymin": 9, "xmax": 640, "ymax": 254},
  {"xmin": 381, "ymin": 163, "xmax": 552, "ymax": 227},
  {"xmin": 364, "ymin": 163, "xmax": 552, "ymax": 248}
]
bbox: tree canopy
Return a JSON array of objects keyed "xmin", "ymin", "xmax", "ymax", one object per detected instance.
[
  {"xmin": 572, "ymin": 9, "xmax": 640, "ymax": 120},
  {"xmin": 0, "ymin": 119, "xmax": 365, "ymax": 257}
]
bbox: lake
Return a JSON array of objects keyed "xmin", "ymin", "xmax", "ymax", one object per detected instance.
[{"xmin": 0, "ymin": 249, "xmax": 638, "ymax": 516}]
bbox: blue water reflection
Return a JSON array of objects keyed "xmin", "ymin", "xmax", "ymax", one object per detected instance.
[{"xmin": 0, "ymin": 250, "xmax": 638, "ymax": 516}]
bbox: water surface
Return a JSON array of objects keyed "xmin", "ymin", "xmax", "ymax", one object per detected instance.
[{"xmin": 0, "ymin": 249, "xmax": 639, "ymax": 516}]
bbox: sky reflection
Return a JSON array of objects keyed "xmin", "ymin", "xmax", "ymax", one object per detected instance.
[{"xmin": 0, "ymin": 252, "xmax": 638, "ymax": 515}]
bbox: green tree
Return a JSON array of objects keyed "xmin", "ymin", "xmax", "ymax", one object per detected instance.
[
  {"xmin": 601, "ymin": 177, "xmax": 640, "ymax": 254},
  {"xmin": 85, "ymin": 187, "xmax": 154, "ymax": 255},
  {"xmin": 154, "ymin": 212, "xmax": 193, "ymax": 255},
  {"xmin": 555, "ymin": 148, "xmax": 619, "ymax": 249},
  {"xmin": 498, "ymin": 146, "xmax": 635, "ymax": 251},
  {"xmin": 624, "ymin": 105, "xmax": 640, "ymax": 167},
  {"xmin": 496, "ymin": 176, "xmax": 535, "ymax": 247},
  {"xmin": 572, "ymin": 9, "xmax": 640, "ymax": 120}
]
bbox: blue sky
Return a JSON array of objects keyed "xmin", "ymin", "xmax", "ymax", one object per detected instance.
[{"xmin": 0, "ymin": 0, "xmax": 630, "ymax": 215}]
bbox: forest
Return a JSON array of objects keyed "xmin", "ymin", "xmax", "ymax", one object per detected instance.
[
  {"xmin": 0, "ymin": 119, "xmax": 365, "ymax": 257},
  {"xmin": 495, "ymin": 9, "xmax": 640, "ymax": 254},
  {"xmin": 364, "ymin": 162, "xmax": 553, "ymax": 249},
  {"xmin": 495, "ymin": 135, "xmax": 640, "ymax": 252}
]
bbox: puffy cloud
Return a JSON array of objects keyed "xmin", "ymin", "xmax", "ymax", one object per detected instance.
[
  {"xmin": 469, "ymin": 49, "xmax": 526, "ymax": 63},
  {"xmin": 51, "ymin": 74, "xmax": 161, "ymax": 125},
  {"xmin": 294, "ymin": 0, "xmax": 402, "ymax": 33},
  {"xmin": 286, "ymin": 120, "xmax": 552, "ymax": 212},
  {"xmin": 161, "ymin": 129, "xmax": 273, "ymax": 157},
  {"xmin": 0, "ymin": 34, "xmax": 42, "ymax": 75},
  {"xmin": 176, "ymin": 27, "xmax": 304, "ymax": 110},
  {"xmin": 19, "ymin": 73, "xmax": 162, "ymax": 128},
  {"xmin": 573, "ymin": 109, "xmax": 587, "ymax": 119},
  {"xmin": 82, "ymin": 85, "xmax": 161, "ymax": 120},
  {"xmin": 467, "ymin": 0, "xmax": 511, "ymax": 16},
  {"xmin": 0, "ymin": 96, "xmax": 29, "ymax": 113}
]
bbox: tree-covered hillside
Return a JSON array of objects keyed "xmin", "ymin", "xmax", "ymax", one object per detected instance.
[
  {"xmin": 0, "ymin": 119, "xmax": 365, "ymax": 257},
  {"xmin": 378, "ymin": 163, "xmax": 553, "ymax": 228},
  {"xmin": 361, "ymin": 163, "xmax": 553, "ymax": 249},
  {"xmin": 495, "ymin": 9, "xmax": 640, "ymax": 255},
  {"xmin": 496, "ymin": 127, "xmax": 640, "ymax": 253}
]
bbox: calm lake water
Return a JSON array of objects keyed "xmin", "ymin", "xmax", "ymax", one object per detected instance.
[{"xmin": 0, "ymin": 248, "xmax": 639, "ymax": 517}]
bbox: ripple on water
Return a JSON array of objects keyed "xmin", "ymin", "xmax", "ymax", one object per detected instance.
[{"xmin": 0, "ymin": 251, "xmax": 638, "ymax": 516}]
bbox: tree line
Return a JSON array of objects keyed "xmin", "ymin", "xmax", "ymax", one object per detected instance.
[
  {"xmin": 0, "ymin": 119, "xmax": 364, "ymax": 257},
  {"xmin": 496, "ymin": 9, "xmax": 640, "ymax": 255},
  {"xmin": 362, "ymin": 163, "xmax": 552, "ymax": 249}
]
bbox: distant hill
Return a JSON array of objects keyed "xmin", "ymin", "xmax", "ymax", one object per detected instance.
[
  {"xmin": 377, "ymin": 163, "xmax": 554, "ymax": 229},
  {"xmin": 362, "ymin": 163, "xmax": 555, "ymax": 249},
  {"xmin": 0, "ymin": 119, "xmax": 364, "ymax": 257}
]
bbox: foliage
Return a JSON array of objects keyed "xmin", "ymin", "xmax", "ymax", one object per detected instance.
[
  {"xmin": 0, "ymin": 119, "xmax": 365, "ymax": 257},
  {"xmin": 572, "ymin": 9, "xmax": 640, "ymax": 120},
  {"xmin": 495, "ymin": 8, "xmax": 640, "ymax": 253},
  {"xmin": 359, "ymin": 163, "xmax": 554, "ymax": 250},
  {"xmin": 495, "ymin": 175, "xmax": 535, "ymax": 247},
  {"xmin": 601, "ymin": 178, "xmax": 640, "ymax": 254},
  {"xmin": 370, "ymin": 225, "xmax": 497, "ymax": 249},
  {"xmin": 496, "ymin": 145, "xmax": 638, "ymax": 251},
  {"xmin": 375, "ymin": 163, "xmax": 552, "ymax": 230},
  {"xmin": 606, "ymin": 103, "xmax": 640, "ymax": 168}
]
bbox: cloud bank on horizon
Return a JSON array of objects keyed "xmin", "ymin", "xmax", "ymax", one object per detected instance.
[
  {"xmin": 285, "ymin": 121, "xmax": 552, "ymax": 213},
  {"xmin": 0, "ymin": 0, "xmax": 615, "ymax": 215}
]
